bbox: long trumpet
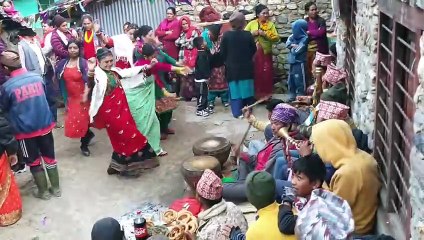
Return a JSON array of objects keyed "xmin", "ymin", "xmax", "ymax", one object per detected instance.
[{"xmin": 277, "ymin": 127, "xmax": 303, "ymax": 149}]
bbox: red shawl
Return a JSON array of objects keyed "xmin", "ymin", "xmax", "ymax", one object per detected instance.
[{"xmin": 179, "ymin": 16, "xmax": 199, "ymax": 39}]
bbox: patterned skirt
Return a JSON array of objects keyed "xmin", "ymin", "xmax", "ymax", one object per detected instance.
[
  {"xmin": 0, "ymin": 153, "xmax": 22, "ymax": 226},
  {"xmin": 110, "ymin": 143, "xmax": 159, "ymax": 176},
  {"xmin": 93, "ymin": 87, "xmax": 159, "ymax": 176}
]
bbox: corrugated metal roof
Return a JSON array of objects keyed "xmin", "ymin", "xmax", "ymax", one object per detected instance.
[{"xmin": 86, "ymin": 0, "xmax": 171, "ymax": 36}]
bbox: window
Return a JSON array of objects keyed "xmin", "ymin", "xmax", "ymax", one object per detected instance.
[
  {"xmin": 344, "ymin": 0, "xmax": 357, "ymax": 105},
  {"xmin": 374, "ymin": 10, "xmax": 418, "ymax": 238}
]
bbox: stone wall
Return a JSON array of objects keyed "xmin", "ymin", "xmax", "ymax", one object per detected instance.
[
  {"xmin": 349, "ymin": 0, "xmax": 379, "ymax": 149},
  {"xmin": 176, "ymin": 0, "xmax": 333, "ymax": 79},
  {"xmin": 338, "ymin": 1, "xmax": 424, "ymax": 238},
  {"xmin": 410, "ymin": 33, "xmax": 424, "ymax": 240}
]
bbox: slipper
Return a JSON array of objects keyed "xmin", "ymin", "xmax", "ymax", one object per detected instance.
[{"xmin": 158, "ymin": 150, "xmax": 168, "ymax": 157}]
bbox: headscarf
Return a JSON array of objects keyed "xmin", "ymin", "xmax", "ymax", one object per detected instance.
[
  {"xmin": 199, "ymin": 6, "xmax": 221, "ymax": 23},
  {"xmin": 295, "ymin": 189, "xmax": 355, "ymax": 239},
  {"xmin": 3, "ymin": 1, "xmax": 18, "ymax": 16},
  {"xmin": 53, "ymin": 15, "xmax": 67, "ymax": 28},
  {"xmin": 91, "ymin": 217, "xmax": 124, "ymax": 240},
  {"xmin": 180, "ymin": 16, "xmax": 197, "ymax": 39},
  {"xmin": 0, "ymin": 50, "xmax": 21, "ymax": 68},
  {"xmin": 229, "ymin": 11, "xmax": 245, "ymax": 30},
  {"xmin": 270, "ymin": 103, "xmax": 298, "ymax": 124},
  {"xmin": 291, "ymin": 19, "xmax": 308, "ymax": 41}
]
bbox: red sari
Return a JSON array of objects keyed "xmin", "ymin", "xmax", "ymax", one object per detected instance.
[
  {"xmin": 93, "ymin": 72, "xmax": 158, "ymax": 175},
  {"xmin": 253, "ymin": 45, "xmax": 274, "ymax": 99},
  {"xmin": 0, "ymin": 153, "xmax": 22, "ymax": 227},
  {"xmin": 63, "ymin": 67, "xmax": 90, "ymax": 138}
]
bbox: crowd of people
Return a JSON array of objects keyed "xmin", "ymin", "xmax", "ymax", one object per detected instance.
[{"xmin": 0, "ymin": 1, "xmax": 396, "ymax": 239}]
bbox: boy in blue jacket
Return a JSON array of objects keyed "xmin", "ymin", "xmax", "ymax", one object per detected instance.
[
  {"xmin": 0, "ymin": 50, "xmax": 60, "ymax": 200},
  {"xmin": 286, "ymin": 19, "xmax": 309, "ymax": 102}
]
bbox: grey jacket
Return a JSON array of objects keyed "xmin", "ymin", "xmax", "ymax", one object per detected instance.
[{"xmin": 18, "ymin": 40, "xmax": 46, "ymax": 75}]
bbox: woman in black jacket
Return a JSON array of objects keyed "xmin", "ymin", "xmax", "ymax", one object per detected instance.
[{"xmin": 220, "ymin": 11, "xmax": 257, "ymax": 118}]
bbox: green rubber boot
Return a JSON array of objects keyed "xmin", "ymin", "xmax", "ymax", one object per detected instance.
[
  {"xmin": 32, "ymin": 171, "xmax": 51, "ymax": 200},
  {"xmin": 46, "ymin": 167, "xmax": 61, "ymax": 197}
]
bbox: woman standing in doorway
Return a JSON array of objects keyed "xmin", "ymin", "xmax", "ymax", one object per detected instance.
[
  {"xmin": 56, "ymin": 40, "xmax": 94, "ymax": 157},
  {"xmin": 245, "ymin": 4, "xmax": 279, "ymax": 99},
  {"xmin": 155, "ymin": 7, "xmax": 180, "ymax": 60},
  {"xmin": 89, "ymin": 48, "xmax": 158, "ymax": 177},
  {"xmin": 175, "ymin": 16, "xmax": 199, "ymax": 101}
]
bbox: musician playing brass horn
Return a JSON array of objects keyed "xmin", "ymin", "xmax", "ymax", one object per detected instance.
[{"xmin": 222, "ymin": 103, "xmax": 304, "ymax": 202}]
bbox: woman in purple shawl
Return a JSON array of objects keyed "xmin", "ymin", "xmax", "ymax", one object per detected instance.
[{"xmin": 155, "ymin": 7, "xmax": 180, "ymax": 60}]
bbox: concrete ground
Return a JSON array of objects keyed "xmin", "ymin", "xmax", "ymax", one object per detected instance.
[{"xmin": 1, "ymin": 101, "xmax": 269, "ymax": 240}]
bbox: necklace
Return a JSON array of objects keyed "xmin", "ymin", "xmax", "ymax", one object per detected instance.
[{"xmin": 84, "ymin": 30, "xmax": 94, "ymax": 43}]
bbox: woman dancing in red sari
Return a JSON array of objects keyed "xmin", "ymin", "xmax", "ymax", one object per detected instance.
[
  {"xmin": 0, "ymin": 108, "xmax": 22, "ymax": 226},
  {"xmin": 88, "ymin": 48, "xmax": 159, "ymax": 177}
]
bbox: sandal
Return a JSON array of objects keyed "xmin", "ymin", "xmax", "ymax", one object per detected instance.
[{"xmin": 158, "ymin": 150, "xmax": 168, "ymax": 157}]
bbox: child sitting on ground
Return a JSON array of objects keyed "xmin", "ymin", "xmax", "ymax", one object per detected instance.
[
  {"xmin": 193, "ymin": 36, "xmax": 212, "ymax": 117},
  {"xmin": 286, "ymin": 19, "xmax": 309, "ymax": 102}
]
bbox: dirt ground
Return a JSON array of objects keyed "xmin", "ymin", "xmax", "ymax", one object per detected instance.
[{"xmin": 1, "ymin": 101, "xmax": 268, "ymax": 240}]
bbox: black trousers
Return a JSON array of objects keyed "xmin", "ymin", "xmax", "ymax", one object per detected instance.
[
  {"xmin": 195, "ymin": 81, "xmax": 208, "ymax": 111},
  {"xmin": 18, "ymin": 132, "xmax": 56, "ymax": 173}
]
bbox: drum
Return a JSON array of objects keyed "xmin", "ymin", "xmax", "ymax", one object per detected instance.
[
  {"xmin": 192, "ymin": 137, "xmax": 231, "ymax": 166},
  {"xmin": 181, "ymin": 156, "xmax": 221, "ymax": 191}
]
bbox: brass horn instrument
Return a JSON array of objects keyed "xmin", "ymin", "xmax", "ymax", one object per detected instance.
[{"xmin": 277, "ymin": 127, "xmax": 303, "ymax": 149}]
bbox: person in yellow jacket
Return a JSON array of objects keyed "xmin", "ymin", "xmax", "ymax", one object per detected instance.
[
  {"xmin": 226, "ymin": 171, "xmax": 297, "ymax": 240},
  {"xmin": 245, "ymin": 4, "xmax": 279, "ymax": 99},
  {"xmin": 310, "ymin": 119, "xmax": 381, "ymax": 235}
]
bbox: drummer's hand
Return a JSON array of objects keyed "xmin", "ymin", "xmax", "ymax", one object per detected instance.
[
  {"xmin": 222, "ymin": 224, "xmax": 234, "ymax": 238},
  {"xmin": 242, "ymin": 108, "xmax": 251, "ymax": 119},
  {"xmin": 298, "ymin": 141, "xmax": 313, "ymax": 157}
]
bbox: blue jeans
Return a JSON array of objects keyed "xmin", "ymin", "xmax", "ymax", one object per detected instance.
[
  {"xmin": 273, "ymin": 150, "xmax": 300, "ymax": 180},
  {"xmin": 288, "ymin": 62, "xmax": 306, "ymax": 101}
]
